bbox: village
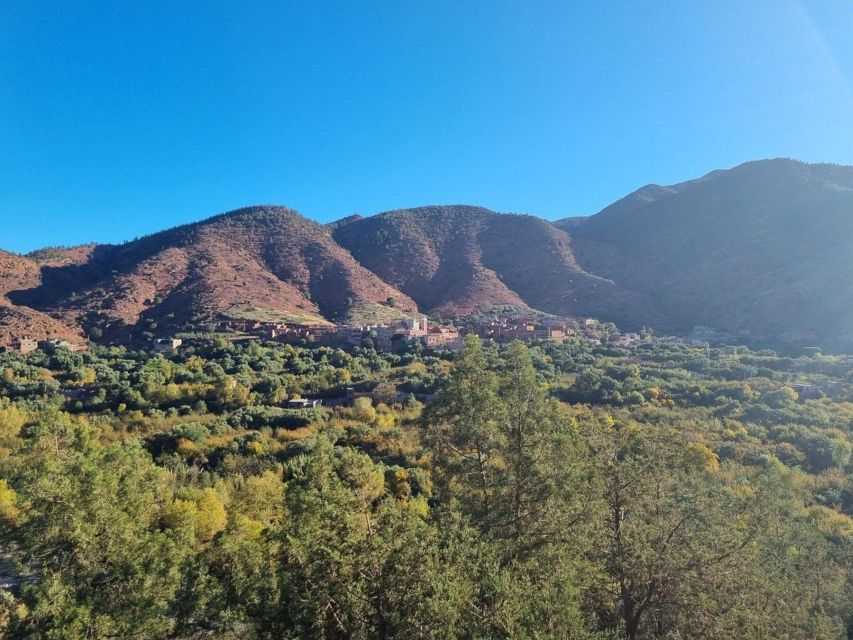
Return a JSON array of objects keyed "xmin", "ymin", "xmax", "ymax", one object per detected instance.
[
  {"xmin": 213, "ymin": 308, "xmax": 641, "ymax": 353},
  {"xmin": 0, "ymin": 337, "xmax": 88, "ymax": 355},
  {"xmin": 0, "ymin": 308, "xmax": 640, "ymax": 356}
]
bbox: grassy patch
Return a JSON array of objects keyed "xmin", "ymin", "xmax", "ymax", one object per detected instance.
[{"xmin": 222, "ymin": 305, "xmax": 330, "ymax": 326}]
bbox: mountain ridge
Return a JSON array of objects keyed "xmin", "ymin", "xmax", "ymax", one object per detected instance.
[{"xmin": 2, "ymin": 159, "xmax": 851, "ymax": 346}]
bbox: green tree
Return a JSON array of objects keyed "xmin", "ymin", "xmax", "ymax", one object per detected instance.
[
  {"xmin": 422, "ymin": 336, "xmax": 504, "ymax": 524},
  {"xmin": 269, "ymin": 438, "xmax": 481, "ymax": 639},
  {"xmin": 9, "ymin": 430, "xmax": 188, "ymax": 639}
]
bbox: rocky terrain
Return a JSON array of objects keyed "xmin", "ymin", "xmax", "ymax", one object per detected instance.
[{"xmin": 2, "ymin": 159, "xmax": 851, "ymax": 346}]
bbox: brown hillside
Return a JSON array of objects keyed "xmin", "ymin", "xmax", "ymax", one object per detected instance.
[
  {"xmin": 10, "ymin": 206, "xmax": 415, "ymax": 339},
  {"xmin": 27, "ymin": 244, "xmax": 98, "ymax": 267},
  {"xmin": 0, "ymin": 250, "xmax": 41, "ymax": 299},
  {"xmin": 0, "ymin": 250, "xmax": 85, "ymax": 345},
  {"xmin": 333, "ymin": 205, "xmax": 661, "ymax": 325}
]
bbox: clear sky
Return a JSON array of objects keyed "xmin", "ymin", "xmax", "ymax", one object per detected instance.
[{"xmin": 2, "ymin": 1, "xmax": 853, "ymax": 253}]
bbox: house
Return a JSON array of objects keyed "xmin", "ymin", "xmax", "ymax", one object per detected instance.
[
  {"xmin": 609, "ymin": 333, "xmax": 641, "ymax": 348},
  {"xmin": 286, "ymin": 398, "xmax": 323, "ymax": 409},
  {"xmin": 422, "ymin": 325, "xmax": 461, "ymax": 348},
  {"xmin": 336, "ymin": 325, "xmax": 367, "ymax": 345},
  {"xmin": 154, "ymin": 338, "xmax": 183, "ymax": 353},
  {"xmin": 2, "ymin": 337, "xmax": 38, "ymax": 355},
  {"xmin": 391, "ymin": 316, "xmax": 428, "ymax": 335},
  {"xmin": 790, "ymin": 381, "xmax": 843, "ymax": 400},
  {"xmin": 438, "ymin": 338, "xmax": 465, "ymax": 351},
  {"xmin": 60, "ymin": 387, "xmax": 89, "ymax": 401}
]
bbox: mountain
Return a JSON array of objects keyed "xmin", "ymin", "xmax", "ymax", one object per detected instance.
[
  {"xmin": 2, "ymin": 159, "xmax": 851, "ymax": 346},
  {"xmin": 554, "ymin": 171, "xmax": 726, "ymax": 234},
  {"xmin": 8, "ymin": 206, "xmax": 415, "ymax": 341},
  {"xmin": 332, "ymin": 205, "xmax": 661, "ymax": 323},
  {"xmin": 568, "ymin": 159, "xmax": 853, "ymax": 338}
]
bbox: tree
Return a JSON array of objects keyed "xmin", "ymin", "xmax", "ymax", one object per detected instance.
[
  {"xmin": 8, "ymin": 430, "xmax": 189, "ymax": 639},
  {"xmin": 580, "ymin": 414, "xmax": 845, "ymax": 639},
  {"xmin": 494, "ymin": 341, "xmax": 593, "ymax": 558},
  {"xmin": 422, "ymin": 336, "xmax": 504, "ymax": 524},
  {"xmin": 268, "ymin": 438, "xmax": 482, "ymax": 639}
]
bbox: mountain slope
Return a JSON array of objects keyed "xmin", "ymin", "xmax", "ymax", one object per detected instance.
[
  {"xmin": 4, "ymin": 158, "xmax": 851, "ymax": 346},
  {"xmin": 570, "ymin": 159, "xmax": 853, "ymax": 337},
  {"xmin": 11, "ymin": 206, "xmax": 416, "ymax": 339},
  {"xmin": 0, "ymin": 250, "xmax": 86, "ymax": 344},
  {"xmin": 0, "ymin": 250, "xmax": 41, "ymax": 299},
  {"xmin": 333, "ymin": 205, "xmax": 661, "ymax": 324}
]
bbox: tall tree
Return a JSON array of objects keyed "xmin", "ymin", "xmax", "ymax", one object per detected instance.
[{"xmin": 422, "ymin": 336, "xmax": 504, "ymax": 524}]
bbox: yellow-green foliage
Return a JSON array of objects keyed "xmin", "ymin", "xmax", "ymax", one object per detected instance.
[
  {"xmin": 163, "ymin": 488, "xmax": 228, "ymax": 543},
  {"xmin": 231, "ymin": 471, "xmax": 284, "ymax": 526},
  {"xmin": 0, "ymin": 479, "xmax": 19, "ymax": 526},
  {"xmin": 0, "ymin": 404, "xmax": 26, "ymax": 439},
  {"xmin": 682, "ymin": 442, "xmax": 721, "ymax": 472},
  {"xmin": 195, "ymin": 488, "xmax": 228, "ymax": 542}
]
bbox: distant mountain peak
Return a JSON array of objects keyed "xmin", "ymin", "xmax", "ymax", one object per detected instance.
[{"xmin": 326, "ymin": 214, "xmax": 364, "ymax": 231}]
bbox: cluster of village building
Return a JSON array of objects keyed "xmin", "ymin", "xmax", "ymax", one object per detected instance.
[
  {"xmin": 218, "ymin": 309, "xmax": 642, "ymax": 353},
  {"xmin": 454, "ymin": 311, "xmax": 641, "ymax": 347},
  {"xmin": 0, "ymin": 309, "xmax": 642, "ymax": 356},
  {"xmin": 218, "ymin": 315, "xmax": 465, "ymax": 351},
  {"xmin": 0, "ymin": 337, "xmax": 87, "ymax": 355}
]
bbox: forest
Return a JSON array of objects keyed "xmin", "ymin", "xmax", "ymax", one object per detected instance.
[{"xmin": 0, "ymin": 333, "xmax": 851, "ymax": 639}]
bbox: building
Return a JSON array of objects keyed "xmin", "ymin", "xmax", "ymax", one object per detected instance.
[
  {"xmin": 335, "ymin": 325, "xmax": 367, "ymax": 345},
  {"xmin": 1, "ymin": 337, "xmax": 39, "ymax": 354},
  {"xmin": 391, "ymin": 316, "xmax": 428, "ymax": 334},
  {"xmin": 38, "ymin": 339, "xmax": 73, "ymax": 353},
  {"xmin": 286, "ymin": 398, "xmax": 323, "ymax": 408},
  {"xmin": 609, "ymin": 333, "xmax": 641, "ymax": 348},
  {"xmin": 790, "ymin": 381, "xmax": 844, "ymax": 400},
  {"xmin": 154, "ymin": 338, "xmax": 183, "ymax": 353},
  {"xmin": 422, "ymin": 325, "xmax": 462, "ymax": 348}
]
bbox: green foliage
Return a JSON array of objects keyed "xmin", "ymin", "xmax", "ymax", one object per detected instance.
[
  {"xmin": 10, "ymin": 432, "xmax": 186, "ymax": 638},
  {"xmin": 0, "ymin": 335, "xmax": 851, "ymax": 638}
]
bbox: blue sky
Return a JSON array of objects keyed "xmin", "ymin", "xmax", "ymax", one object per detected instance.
[{"xmin": 2, "ymin": 1, "xmax": 852, "ymax": 253}]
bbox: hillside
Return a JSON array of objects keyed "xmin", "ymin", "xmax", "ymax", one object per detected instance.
[
  {"xmin": 568, "ymin": 159, "xmax": 853, "ymax": 339},
  {"xmin": 332, "ymin": 205, "xmax": 660, "ymax": 324},
  {"xmin": 3, "ymin": 159, "xmax": 852, "ymax": 346},
  {"xmin": 0, "ymin": 250, "xmax": 41, "ymax": 298},
  {"xmin": 0, "ymin": 250, "xmax": 86, "ymax": 344},
  {"xmin": 26, "ymin": 244, "xmax": 99, "ymax": 267},
  {"xmin": 9, "ymin": 206, "xmax": 416, "ymax": 340}
]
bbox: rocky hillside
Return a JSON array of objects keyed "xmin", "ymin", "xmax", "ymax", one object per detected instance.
[
  {"xmin": 332, "ymin": 205, "xmax": 660, "ymax": 323},
  {"xmin": 2, "ymin": 159, "xmax": 851, "ymax": 346},
  {"xmin": 8, "ymin": 207, "xmax": 415, "ymax": 341},
  {"xmin": 0, "ymin": 250, "xmax": 86, "ymax": 344},
  {"xmin": 565, "ymin": 159, "xmax": 853, "ymax": 338}
]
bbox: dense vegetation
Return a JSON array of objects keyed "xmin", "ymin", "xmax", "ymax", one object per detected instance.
[{"xmin": 0, "ymin": 334, "xmax": 851, "ymax": 638}]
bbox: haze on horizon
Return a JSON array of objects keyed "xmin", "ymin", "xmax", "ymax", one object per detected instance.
[{"xmin": 2, "ymin": 0, "xmax": 853, "ymax": 253}]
